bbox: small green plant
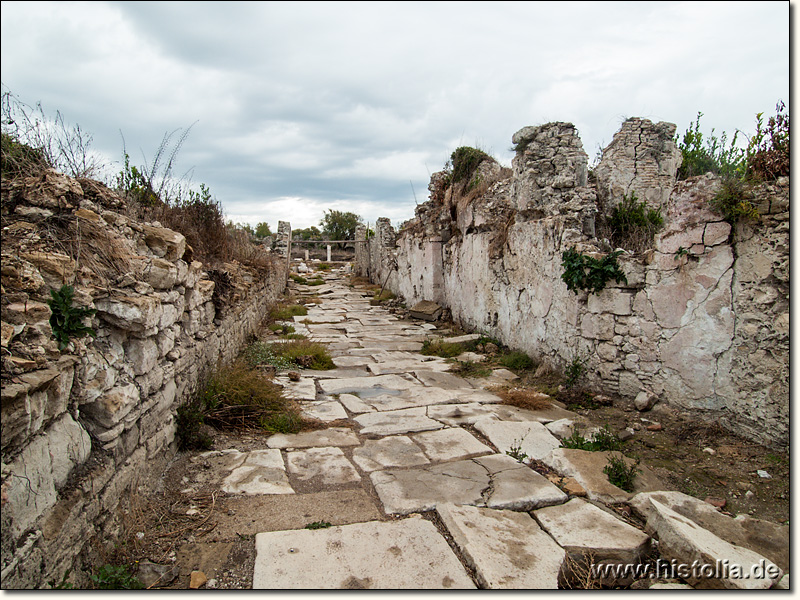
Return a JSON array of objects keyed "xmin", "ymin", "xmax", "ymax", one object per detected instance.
[
  {"xmin": 563, "ymin": 353, "xmax": 586, "ymax": 389},
  {"xmin": 673, "ymin": 246, "xmax": 689, "ymax": 260},
  {"xmin": 260, "ymin": 411, "xmax": 304, "ymax": 434},
  {"xmin": 255, "ymin": 339, "xmax": 335, "ymax": 370},
  {"xmin": 290, "ymin": 273, "xmax": 309, "ymax": 285},
  {"xmin": 561, "ymin": 426, "xmax": 622, "ymax": 452},
  {"xmin": 604, "ymin": 454, "xmax": 640, "ymax": 492},
  {"xmin": 47, "ymin": 285, "xmax": 97, "ymax": 350},
  {"xmin": 244, "ymin": 341, "xmax": 295, "ymax": 370},
  {"xmin": 317, "ymin": 263, "xmax": 331, "ymax": 271},
  {"xmin": 675, "ymin": 112, "xmax": 746, "ymax": 180},
  {"xmin": 560, "ymin": 247, "xmax": 627, "ymax": 294},
  {"xmin": 746, "ymin": 101, "xmax": 789, "ymax": 181},
  {"xmin": 506, "ymin": 438, "xmax": 528, "ymax": 463},
  {"xmin": 307, "ymin": 277, "xmax": 325, "ymax": 286},
  {"xmin": 305, "ymin": 521, "xmax": 333, "ymax": 530},
  {"xmin": 90, "ymin": 564, "xmax": 143, "ymax": 590}
]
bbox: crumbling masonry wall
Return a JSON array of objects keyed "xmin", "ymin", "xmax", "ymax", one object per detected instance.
[
  {"xmin": 358, "ymin": 119, "xmax": 788, "ymax": 450},
  {"xmin": 1, "ymin": 171, "xmax": 287, "ymax": 588}
]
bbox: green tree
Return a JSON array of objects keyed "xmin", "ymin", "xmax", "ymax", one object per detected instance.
[
  {"xmin": 254, "ymin": 222, "xmax": 272, "ymax": 238},
  {"xmin": 320, "ymin": 210, "xmax": 362, "ymax": 243}
]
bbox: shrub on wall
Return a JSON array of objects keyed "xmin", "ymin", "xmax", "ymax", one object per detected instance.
[{"xmin": 561, "ymin": 247, "xmax": 627, "ymax": 294}]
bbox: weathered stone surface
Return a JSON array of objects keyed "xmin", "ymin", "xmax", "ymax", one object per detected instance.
[
  {"xmin": 266, "ymin": 427, "xmax": 360, "ymax": 449},
  {"xmin": 436, "ymin": 503, "xmax": 565, "ymax": 589},
  {"xmin": 94, "ymin": 294, "xmax": 162, "ymax": 332},
  {"xmin": 220, "ymin": 450, "xmax": 294, "ymax": 495},
  {"xmin": 355, "ymin": 408, "xmax": 444, "ymax": 436},
  {"xmin": 142, "ymin": 224, "xmax": 186, "ymax": 260},
  {"xmin": 371, "ymin": 454, "xmax": 565, "ymax": 515},
  {"xmin": 409, "ymin": 300, "xmax": 442, "ymax": 321},
  {"xmin": 630, "ymin": 491, "xmax": 789, "ymax": 571},
  {"xmin": 286, "ymin": 447, "xmax": 360, "ymax": 486},
  {"xmin": 253, "ymin": 518, "xmax": 475, "ymax": 589},
  {"xmin": 474, "ymin": 419, "xmax": 561, "ymax": 462},
  {"xmin": 411, "ymin": 427, "xmax": 493, "ymax": 462},
  {"xmin": 643, "ymin": 499, "xmax": 781, "ymax": 589},
  {"xmin": 534, "ymin": 498, "xmax": 650, "ymax": 563},
  {"xmin": 351, "ymin": 436, "xmax": 430, "ymax": 472},
  {"xmin": 298, "ymin": 400, "xmax": 347, "ymax": 422}
]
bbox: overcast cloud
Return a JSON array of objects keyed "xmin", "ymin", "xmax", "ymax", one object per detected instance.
[{"xmin": 0, "ymin": 1, "xmax": 790, "ymax": 230}]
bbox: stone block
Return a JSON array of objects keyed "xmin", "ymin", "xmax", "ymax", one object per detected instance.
[
  {"xmin": 409, "ymin": 300, "xmax": 442, "ymax": 321},
  {"xmin": 142, "ymin": 225, "xmax": 186, "ymax": 261},
  {"xmin": 587, "ymin": 290, "xmax": 631, "ymax": 316}
]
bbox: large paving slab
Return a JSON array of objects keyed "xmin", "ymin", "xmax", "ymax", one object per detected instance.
[
  {"xmin": 411, "ymin": 427, "xmax": 493, "ymax": 462},
  {"xmin": 267, "ymin": 427, "xmax": 360, "ymax": 449},
  {"xmin": 351, "ymin": 436, "xmax": 430, "ymax": 472},
  {"xmin": 643, "ymin": 499, "xmax": 782, "ymax": 589},
  {"xmin": 412, "ymin": 370, "xmax": 475, "ymax": 389},
  {"xmin": 337, "ymin": 393, "xmax": 375, "ymax": 414},
  {"xmin": 354, "ymin": 407, "xmax": 445, "ymax": 436},
  {"xmin": 371, "ymin": 454, "xmax": 566, "ymax": 515},
  {"xmin": 629, "ymin": 490, "xmax": 789, "ymax": 571},
  {"xmin": 298, "ymin": 400, "xmax": 348, "ymax": 422},
  {"xmin": 474, "ymin": 418, "xmax": 561, "ymax": 462},
  {"xmin": 286, "ymin": 447, "xmax": 361, "ymax": 487},
  {"xmin": 220, "ymin": 450, "xmax": 294, "ymax": 495},
  {"xmin": 544, "ymin": 448, "xmax": 662, "ymax": 504},
  {"xmin": 253, "ymin": 517, "xmax": 475, "ymax": 589},
  {"xmin": 534, "ymin": 498, "xmax": 651, "ymax": 564},
  {"xmin": 436, "ymin": 503, "xmax": 565, "ymax": 589},
  {"xmin": 318, "ymin": 373, "xmax": 420, "ymax": 396},
  {"xmin": 276, "ymin": 376, "xmax": 317, "ymax": 401}
]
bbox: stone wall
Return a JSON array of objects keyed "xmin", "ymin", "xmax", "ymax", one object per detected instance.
[
  {"xmin": 357, "ymin": 119, "xmax": 788, "ymax": 450},
  {"xmin": 1, "ymin": 171, "xmax": 287, "ymax": 588}
]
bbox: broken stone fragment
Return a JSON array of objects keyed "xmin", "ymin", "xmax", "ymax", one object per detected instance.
[
  {"xmin": 189, "ymin": 570, "xmax": 207, "ymax": 589},
  {"xmin": 409, "ymin": 300, "xmax": 442, "ymax": 321}
]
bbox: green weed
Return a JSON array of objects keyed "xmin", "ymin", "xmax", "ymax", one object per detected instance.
[
  {"xmin": 604, "ymin": 454, "xmax": 640, "ymax": 492},
  {"xmin": 48, "ymin": 285, "xmax": 97, "ymax": 350},
  {"xmin": 90, "ymin": 564, "xmax": 143, "ymax": 590}
]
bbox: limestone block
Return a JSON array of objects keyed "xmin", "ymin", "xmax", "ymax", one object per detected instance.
[
  {"xmin": 142, "ymin": 224, "xmax": 186, "ymax": 261},
  {"xmin": 617, "ymin": 371, "xmax": 643, "ymax": 397},
  {"xmin": 124, "ymin": 336, "xmax": 159, "ymax": 376},
  {"xmin": 144, "ymin": 257, "xmax": 178, "ymax": 289},
  {"xmin": 580, "ymin": 313, "xmax": 615, "ymax": 340},
  {"xmin": 2, "ymin": 301, "xmax": 51, "ymax": 326},
  {"xmin": 45, "ymin": 413, "xmax": 89, "ymax": 486},
  {"xmin": 657, "ymin": 224, "xmax": 706, "ymax": 254},
  {"xmin": 587, "ymin": 290, "xmax": 631, "ymax": 316},
  {"xmin": 703, "ymin": 221, "xmax": 731, "ymax": 246},
  {"xmin": 94, "ymin": 294, "xmax": 162, "ymax": 332},
  {"xmin": 19, "ymin": 251, "xmax": 76, "ymax": 289},
  {"xmin": 4, "ymin": 434, "xmax": 57, "ymax": 538},
  {"xmin": 80, "ymin": 383, "xmax": 140, "ymax": 430}
]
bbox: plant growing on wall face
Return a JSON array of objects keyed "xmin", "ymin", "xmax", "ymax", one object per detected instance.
[
  {"xmin": 47, "ymin": 285, "xmax": 96, "ymax": 350},
  {"xmin": 560, "ymin": 247, "xmax": 627, "ymax": 294}
]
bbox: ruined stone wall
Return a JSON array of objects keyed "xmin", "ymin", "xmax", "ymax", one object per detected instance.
[
  {"xmin": 360, "ymin": 119, "xmax": 788, "ymax": 450},
  {"xmin": 1, "ymin": 171, "xmax": 287, "ymax": 588}
]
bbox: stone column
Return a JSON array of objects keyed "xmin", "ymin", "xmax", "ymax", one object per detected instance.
[
  {"xmin": 354, "ymin": 224, "xmax": 368, "ymax": 277},
  {"xmin": 276, "ymin": 221, "xmax": 292, "ymax": 277},
  {"xmin": 304, "ymin": 249, "xmax": 309, "ymax": 262},
  {"xmin": 326, "ymin": 245, "xmax": 331, "ymax": 262}
]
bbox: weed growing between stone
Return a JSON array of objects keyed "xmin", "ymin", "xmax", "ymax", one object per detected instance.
[
  {"xmin": 421, "ymin": 338, "xmax": 465, "ymax": 358},
  {"xmin": 561, "ymin": 426, "xmax": 622, "ymax": 452},
  {"xmin": 563, "ymin": 353, "xmax": 586, "ymax": 389},
  {"xmin": 48, "ymin": 284, "xmax": 97, "ymax": 350},
  {"xmin": 304, "ymin": 521, "xmax": 333, "ymax": 530},
  {"xmin": 496, "ymin": 388, "xmax": 552, "ymax": 411},
  {"xmin": 449, "ymin": 360, "xmax": 492, "ymax": 378},
  {"xmin": 604, "ymin": 454, "xmax": 640, "ymax": 492},
  {"xmin": 268, "ymin": 303, "xmax": 308, "ymax": 321},
  {"xmin": 561, "ymin": 247, "xmax": 627, "ymax": 294},
  {"xmin": 90, "ymin": 564, "xmax": 144, "ymax": 590},
  {"xmin": 261, "ymin": 339, "xmax": 335, "ymax": 370},
  {"xmin": 506, "ymin": 438, "xmax": 528, "ymax": 463},
  {"xmin": 497, "ymin": 350, "xmax": 534, "ymax": 371}
]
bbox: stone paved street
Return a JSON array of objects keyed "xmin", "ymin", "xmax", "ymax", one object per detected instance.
[{"xmin": 179, "ymin": 268, "xmax": 787, "ymax": 590}]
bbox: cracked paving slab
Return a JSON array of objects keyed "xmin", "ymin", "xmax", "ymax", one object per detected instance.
[
  {"xmin": 354, "ymin": 407, "xmax": 445, "ymax": 436},
  {"xmin": 474, "ymin": 419, "xmax": 562, "ymax": 462},
  {"xmin": 370, "ymin": 453, "xmax": 567, "ymax": 515},
  {"xmin": 286, "ymin": 447, "xmax": 361, "ymax": 486},
  {"xmin": 436, "ymin": 503, "xmax": 565, "ymax": 589},
  {"xmin": 253, "ymin": 517, "xmax": 476, "ymax": 589}
]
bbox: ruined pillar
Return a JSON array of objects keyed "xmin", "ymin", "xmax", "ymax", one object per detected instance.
[
  {"xmin": 276, "ymin": 221, "xmax": 292, "ymax": 275},
  {"xmin": 326, "ymin": 245, "xmax": 331, "ymax": 262},
  {"xmin": 304, "ymin": 249, "xmax": 309, "ymax": 262},
  {"xmin": 354, "ymin": 224, "xmax": 368, "ymax": 277}
]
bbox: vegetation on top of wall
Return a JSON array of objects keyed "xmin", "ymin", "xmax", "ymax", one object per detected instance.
[
  {"xmin": 600, "ymin": 191, "xmax": 663, "ymax": 253},
  {"xmin": 448, "ymin": 146, "xmax": 491, "ymax": 189},
  {"xmin": 561, "ymin": 247, "xmax": 627, "ymax": 294},
  {"xmin": 676, "ymin": 102, "xmax": 789, "ymax": 225}
]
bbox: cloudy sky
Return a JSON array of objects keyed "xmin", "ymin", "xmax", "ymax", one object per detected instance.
[{"xmin": 1, "ymin": 1, "xmax": 790, "ymax": 230}]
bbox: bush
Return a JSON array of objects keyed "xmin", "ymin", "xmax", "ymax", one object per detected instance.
[
  {"xmin": 747, "ymin": 101, "xmax": 789, "ymax": 181},
  {"xmin": 199, "ymin": 361, "xmax": 303, "ymax": 433},
  {"xmin": 604, "ymin": 192, "xmax": 663, "ymax": 252},
  {"xmin": 710, "ymin": 177, "xmax": 760, "ymax": 223},
  {"xmin": 563, "ymin": 352, "xmax": 586, "ymax": 389},
  {"xmin": 90, "ymin": 565, "xmax": 143, "ymax": 590},
  {"xmin": 269, "ymin": 303, "xmax": 308, "ymax": 321},
  {"xmin": 561, "ymin": 248, "xmax": 627, "ymax": 294},
  {"xmin": 176, "ymin": 401, "xmax": 213, "ymax": 451},
  {"xmin": 676, "ymin": 112, "xmax": 746, "ymax": 180},
  {"xmin": 0, "ymin": 131, "xmax": 50, "ymax": 179}
]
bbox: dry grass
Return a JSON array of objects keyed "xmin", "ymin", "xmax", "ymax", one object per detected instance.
[{"xmin": 496, "ymin": 388, "xmax": 553, "ymax": 411}]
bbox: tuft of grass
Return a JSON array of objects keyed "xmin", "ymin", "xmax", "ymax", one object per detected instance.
[
  {"xmin": 449, "ymin": 360, "xmax": 492, "ymax": 378},
  {"xmin": 604, "ymin": 454, "xmax": 640, "ymax": 492},
  {"xmin": 370, "ymin": 290, "xmax": 396, "ymax": 305},
  {"xmin": 305, "ymin": 521, "xmax": 332, "ymax": 530},
  {"xmin": 198, "ymin": 361, "xmax": 304, "ymax": 433},
  {"xmin": 316, "ymin": 263, "xmax": 331, "ymax": 271},
  {"xmin": 561, "ymin": 426, "xmax": 622, "ymax": 452},
  {"xmin": 244, "ymin": 341, "xmax": 295, "ymax": 370},
  {"xmin": 497, "ymin": 350, "xmax": 534, "ymax": 371},
  {"xmin": 497, "ymin": 388, "xmax": 553, "ymax": 411},
  {"xmin": 269, "ymin": 303, "xmax": 308, "ymax": 321},
  {"xmin": 506, "ymin": 438, "xmax": 528, "ymax": 463},
  {"xmin": 290, "ymin": 273, "xmax": 308, "ymax": 285},
  {"xmin": 262, "ymin": 339, "xmax": 335, "ymax": 370},
  {"xmin": 90, "ymin": 565, "xmax": 143, "ymax": 590},
  {"xmin": 421, "ymin": 338, "xmax": 464, "ymax": 358}
]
